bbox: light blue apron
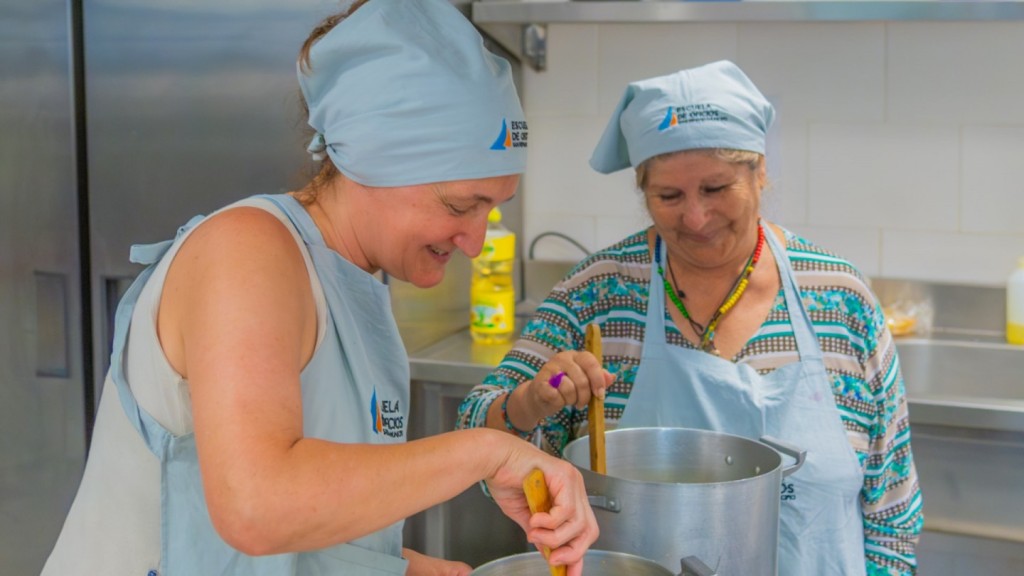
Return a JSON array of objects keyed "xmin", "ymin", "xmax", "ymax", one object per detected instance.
[
  {"xmin": 109, "ymin": 194, "xmax": 410, "ymax": 575},
  {"xmin": 618, "ymin": 227, "xmax": 866, "ymax": 576}
]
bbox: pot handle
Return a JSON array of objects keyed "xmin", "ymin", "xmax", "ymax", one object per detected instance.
[
  {"xmin": 759, "ymin": 436, "xmax": 806, "ymax": 478},
  {"xmin": 678, "ymin": 555, "xmax": 718, "ymax": 576},
  {"xmin": 586, "ymin": 493, "xmax": 621, "ymax": 513}
]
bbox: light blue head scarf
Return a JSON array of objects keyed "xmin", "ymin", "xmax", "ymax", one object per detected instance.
[
  {"xmin": 590, "ymin": 60, "xmax": 774, "ymax": 174},
  {"xmin": 299, "ymin": 0, "xmax": 527, "ymax": 187}
]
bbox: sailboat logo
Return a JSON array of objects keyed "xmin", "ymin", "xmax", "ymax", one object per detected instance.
[
  {"xmin": 658, "ymin": 107, "xmax": 678, "ymax": 131},
  {"xmin": 490, "ymin": 118, "xmax": 513, "ymax": 150}
]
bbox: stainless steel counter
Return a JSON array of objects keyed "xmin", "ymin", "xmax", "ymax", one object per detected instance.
[{"xmin": 410, "ymin": 330, "xmax": 514, "ymax": 386}]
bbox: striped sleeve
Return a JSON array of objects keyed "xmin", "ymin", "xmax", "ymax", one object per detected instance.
[{"xmin": 859, "ymin": 294, "xmax": 924, "ymax": 575}]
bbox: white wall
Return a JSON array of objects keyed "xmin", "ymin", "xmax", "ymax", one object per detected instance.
[{"xmin": 520, "ymin": 21, "xmax": 1024, "ymax": 286}]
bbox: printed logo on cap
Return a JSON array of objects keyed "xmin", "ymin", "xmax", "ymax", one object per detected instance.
[
  {"xmin": 490, "ymin": 118, "xmax": 528, "ymax": 150},
  {"xmin": 369, "ymin": 387, "xmax": 404, "ymax": 438},
  {"xmin": 659, "ymin": 103, "xmax": 729, "ymax": 132}
]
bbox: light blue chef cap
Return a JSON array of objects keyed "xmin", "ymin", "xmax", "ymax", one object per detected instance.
[
  {"xmin": 590, "ymin": 60, "xmax": 774, "ymax": 174},
  {"xmin": 299, "ymin": 0, "xmax": 527, "ymax": 187}
]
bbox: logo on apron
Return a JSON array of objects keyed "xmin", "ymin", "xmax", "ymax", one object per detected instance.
[
  {"xmin": 781, "ymin": 481, "xmax": 797, "ymax": 501},
  {"xmin": 370, "ymin": 387, "xmax": 405, "ymax": 438}
]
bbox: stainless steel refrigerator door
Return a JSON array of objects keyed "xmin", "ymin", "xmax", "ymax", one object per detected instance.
[
  {"xmin": 82, "ymin": 0, "xmax": 519, "ymax": 400},
  {"xmin": 0, "ymin": 0, "xmax": 86, "ymax": 572},
  {"xmin": 83, "ymin": 0, "xmax": 334, "ymax": 409}
]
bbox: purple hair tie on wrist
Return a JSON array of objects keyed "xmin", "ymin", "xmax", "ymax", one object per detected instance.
[{"xmin": 548, "ymin": 371, "xmax": 566, "ymax": 389}]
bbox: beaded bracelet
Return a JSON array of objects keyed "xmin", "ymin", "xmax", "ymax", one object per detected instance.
[{"xmin": 500, "ymin": 392, "xmax": 534, "ymax": 439}]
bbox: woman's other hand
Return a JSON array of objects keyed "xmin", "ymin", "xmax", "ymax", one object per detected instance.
[
  {"xmin": 485, "ymin": 440, "xmax": 599, "ymax": 576},
  {"xmin": 402, "ymin": 548, "xmax": 472, "ymax": 576},
  {"xmin": 496, "ymin": 350, "xmax": 613, "ymax": 438}
]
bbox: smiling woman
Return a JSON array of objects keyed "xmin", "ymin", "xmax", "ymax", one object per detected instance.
[
  {"xmin": 457, "ymin": 60, "xmax": 923, "ymax": 576},
  {"xmin": 40, "ymin": 1, "xmax": 598, "ymax": 575}
]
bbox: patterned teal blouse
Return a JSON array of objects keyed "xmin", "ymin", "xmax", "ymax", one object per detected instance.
[{"xmin": 456, "ymin": 226, "xmax": 923, "ymax": 575}]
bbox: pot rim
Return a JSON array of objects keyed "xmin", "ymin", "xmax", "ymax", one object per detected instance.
[
  {"xmin": 470, "ymin": 549, "xmax": 673, "ymax": 575},
  {"xmin": 564, "ymin": 426, "xmax": 787, "ymax": 487}
]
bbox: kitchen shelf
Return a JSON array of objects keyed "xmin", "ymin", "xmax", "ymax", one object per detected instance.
[
  {"xmin": 473, "ymin": 1, "xmax": 1024, "ymax": 24},
  {"xmin": 472, "ymin": 1, "xmax": 1024, "ymax": 70}
]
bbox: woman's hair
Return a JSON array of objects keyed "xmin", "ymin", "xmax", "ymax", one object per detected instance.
[
  {"xmin": 294, "ymin": 0, "xmax": 370, "ymax": 203},
  {"xmin": 635, "ymin": 148, "xmax": 763, "ymax": 190},
  {"xmin": 298, "ymin": 0, "xmax": 369, "ymax": 74}
]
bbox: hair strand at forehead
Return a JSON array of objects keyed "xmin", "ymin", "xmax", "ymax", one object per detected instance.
[{"xmin": 635, "ymin": 148, "xmax": 763, "ymax": 190}]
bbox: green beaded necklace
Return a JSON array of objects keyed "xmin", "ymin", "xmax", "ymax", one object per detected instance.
[{"xmin": 655, "ymin": 224, "xmax": 766, "ymax": 356}]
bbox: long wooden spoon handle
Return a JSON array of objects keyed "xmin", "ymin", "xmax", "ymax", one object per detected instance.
[
  {"xmin": 523, "ymin": 469, "xmax": 567, "ymax": 576},
  {"xmin": 585, "ymin": 323, "xmax": 607, "ymax": 474}
]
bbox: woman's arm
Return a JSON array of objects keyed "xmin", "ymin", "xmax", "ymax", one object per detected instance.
[
  {"xmin": 859, "ymin": 301, "xmax": 924, "ymax": 575},
  {"xmin": 160, "ymin": 208, "xmax": 598, "ymax": 568},
  {"xmin": 456, "ymin": 280, "xmax": 605, "ymax": 455}
]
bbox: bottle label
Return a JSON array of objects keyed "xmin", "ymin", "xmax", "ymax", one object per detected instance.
[
  {"xmin": 479, "ymin": 233, "xmax": 515, "ymax": 262},
  {"xmin": 470, "ymin": 291, "xmax": 515, "ymax": 334}
]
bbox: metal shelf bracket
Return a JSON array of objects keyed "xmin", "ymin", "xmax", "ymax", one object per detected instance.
[
  {"xmin": 523, "ymin": 23, "xmax": 547, "ymax": 72},
  {"xmin": 477, "ymin": 21, "xmax": 548, "ymax": 72}
]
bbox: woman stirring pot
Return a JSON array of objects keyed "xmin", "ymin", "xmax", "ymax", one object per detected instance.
[
  {"xmin": 42, "ymin": 1, "xmax": 598, "ymax": 574},
  {"xmin": 458, "ymin": 60, "xmax": 923, "ymax": 575}
]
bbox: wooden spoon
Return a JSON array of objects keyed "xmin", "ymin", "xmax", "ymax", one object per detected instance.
[
  {"xmin": 585, "ymin": 323, "xmax": 606, "ymax": 474},
  {"xmin": 523, "ymin": 468, "xmax": 567, "ymax": 576}
]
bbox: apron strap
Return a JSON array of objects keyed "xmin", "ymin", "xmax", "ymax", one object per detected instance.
[
  {"xmin": 256, "ymin": 194, "xmax": 327, "ymax": 249},
  {"xmin": 763, "ymin": 226, "xmax": 822, "ymax": 362},
  {"xmin": 110, "ymin": 214, "xmax": 206, "ymax": 456}
]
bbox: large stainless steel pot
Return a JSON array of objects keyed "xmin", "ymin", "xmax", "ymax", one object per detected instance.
[
  {"xmin": 470, "ymin": 550, "xmax": 718, "ymax": 576},
  {"xmin": 563, "ymin": 427, "xmax": 804, "ymax": 576}
]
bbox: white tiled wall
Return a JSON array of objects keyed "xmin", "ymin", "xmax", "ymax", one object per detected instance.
[{"xmin": 520, "ymin": 21, "xmax": 1024, "ymax": 286}]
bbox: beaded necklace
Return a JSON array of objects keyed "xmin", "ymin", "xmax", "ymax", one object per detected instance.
[{"xmin": 655, "ymin": 223, "xmax": 766, "ymax": 356}]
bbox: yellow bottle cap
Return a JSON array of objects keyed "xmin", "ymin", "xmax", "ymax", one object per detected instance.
[{"xmin": 488, "ymin": 207, "xmax": 502, "ymax": 224}]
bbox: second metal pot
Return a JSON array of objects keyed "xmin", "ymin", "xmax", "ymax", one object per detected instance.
[
  {"xmin": 470, "ymin": 550, "xmax": 717, "ymax": 576},
  {"xmin": 563, "ymin": 427, "xmax": 804, "ymax": 576}
]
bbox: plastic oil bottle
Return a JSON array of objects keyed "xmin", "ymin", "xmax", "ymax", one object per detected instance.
[
  {"xmin": 470, "ymin": 208, "xmax": 515, "ymax": 344},
  {"xmin": 1007, "ymin": 257, "xmax": 1024, "ymax": 345}
]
